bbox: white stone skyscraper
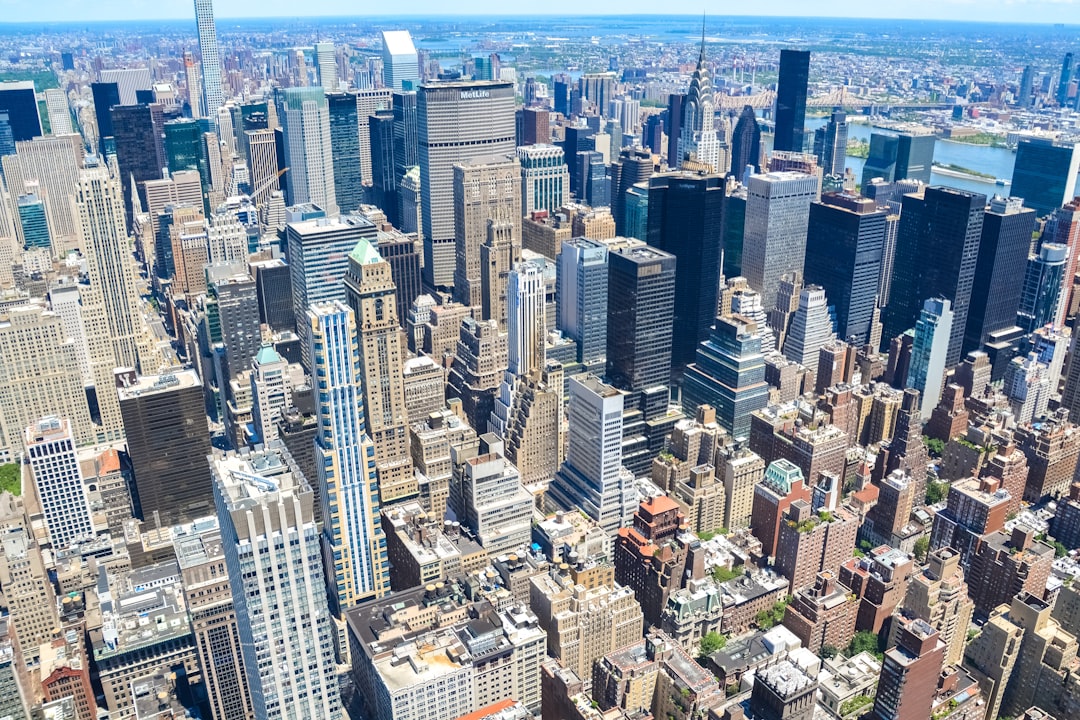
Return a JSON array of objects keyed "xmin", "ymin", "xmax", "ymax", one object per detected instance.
[
  {"xmin": 212, "ymin": 442, "xmax": 343, "ymax": 720},
  {"xmin": 184, "ymin": 50, "xmax": 203, "ymax": 118},
  {"xmin": 24, "ymin": 416, "xmax": 94, "ymax": 549},
  {"xmin": 677, "ymin": 32, "xmax": 721, "ymax": 172},
  {"xmin": 194, "ymin": 0, "xmax": 224, "ymax": 114},
  {"xmin": 507, "ymin": 262, "xmax": 546, "ymax": 377},
  {"xmin": 315, "ymin": 41, "xmax": 338, "ymax": 90},
  {"xmin": 381, "ymin": 30, "xmax": 420, "ymax": 91},
  {"xmin": 517, "ymin": 144, "xmax": 569, "ymax": 215},
  {"xmin": 277, "ymin": 87, "xmax": 338, "ymax": 216},
  {"xmin": 742, "ymin": 171, "xmax": 818, "ymax": 309},
  {"xmin": 781, "ymin": 285, "xmax": 836, "ymax": 376}
]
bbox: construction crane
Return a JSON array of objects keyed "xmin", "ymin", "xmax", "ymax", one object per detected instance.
[{"xmin": 249, "ymin": 166, "xmax": 289, "ymax": 203}]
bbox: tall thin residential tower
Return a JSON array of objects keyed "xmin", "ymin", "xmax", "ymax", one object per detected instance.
[{"xmin": 193, "ymin": 0, "xmax": 224, "ymax": 115}]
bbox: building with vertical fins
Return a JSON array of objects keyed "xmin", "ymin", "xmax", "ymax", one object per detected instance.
[
  {"xmin": 194, "ymin": 0, "xmax": 224, "ymax": 114},
  {"xmin": 307, "ymin": 301, "xmax": 390, "ymax": 614},
  {"xmin": 212, "ymin": 442, "xmax": 342, "ymax": 720},
  {"xmin": 741, "ymin": 171, "xmax": 818, "ymax": 310},
  {"xmin": 343, "ymin": 237, "xmax": 416, "ymax": 507}
]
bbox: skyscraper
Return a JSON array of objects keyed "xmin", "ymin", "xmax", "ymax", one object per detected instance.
[
  {"xmin": 866, "ymin": 618, "xmax": 945, "ymax": 720},
  {"xmin": 118, "ymin": 369, "xmax": 214, "ymax": 526},
  {"xmin": 245, "ymin": 129, "xmax": 280, "ymax": 207},
  {"xmin": 804, "ymin": 192, "xmax": 887, "ymax": 345},
  {"xmin": 1, "ymin": 134, "xmax": 84, "ymax": 255},
  {"xmin": 729, "ymin": 106, "xmax": 761, "ymax": 177},
  {"xmin": 15, "ymin": 194, "xmax": 50, "ymax": 251},
  {"xmin": 1057, "ymin": 52, "xmax": 1074, "ymax": 106},
  {"xmin": 682, "ymin": 314, "xmax": 769, "ymax": 441},
  {"xmin": 307, "ymin": 302, "xmax": 390, "ymax": 611},
  {"xmin": 453, "ymin": 155, "xmax": 521, "ymax": 309},
  {"xmin": 343, "ymin": 239, "xmax": 416, "ymax": 507},
  {"xmin": 607, "ymin": 244, "xmax": 677, "ymax": 416},
  {"xmin": 646, "ymin": 172, "xmax": 726, "ymax": 369},
  {"xmin": 813, "ymin": 111, "xmax": 848, "ymax": 176},
  {"xmin": 782, "ymin": 286, "xmax": 837, "ymax": 376},
  {"xmin": 381, "ymin": 30, "xmax": 420, "ymax": 91},
  {"xmin": 277, "ymin": 87, "xmax": 337, "ymax": 215},
  {"xmin": 1018, "ymin": 65, "xmax": 1034, "ymax": 108},
  {"xmin": 207, "ymin": 267, "xmax": 261, "ymax": 382},
  {"xmin": 326, "ymin": 92, "xmax": 362, "ymax": 213},
  {"xmin": 1010, "ymin": 137, "xmax": 1080, "ymax": 217},
  {"xmin": 212, "ymin": 442, "xmax": 343, "ymax": 720},
  {"xmin": 111, "ymin": 104, "xmax": 166, "ymax": 221},
  {"xmin": 883, "ymin": 186, "xmax": 985, "ymax": 367},
  {"xmin": 0, "ymin": 82, "xmax": 41, "ymax": 143},
  {"xmin": 507, "ymin": 262, "xmax": 546, "ymax": 377},
  {"xmin": 183, "ymin": 51, "xmax": 203, "ymax": 118},
  {"xmin": 369, "ymin": 109, "xmax": 396, "ymax": 219},
  {"xmin": 24, "ymin": 417, "xmax": 94, "ymax": 549},
  {"xmin": 90, "ymin": 82, "xmax": 120, "ymax": 153},
  {"xmin": 98, "ymin": 69, "xmax": 152, "ymax": 106},
  {"xmin": 548, "ymin": 375, "xmax": 636, "ymax": 533},
  {"xmin": 518, "ymin": 144, "xmax": 569, "ymax": 216},
  {"xmin": 557, "ymin": 238, "xmax": 609, "ymax": 374},
  {"xmin": 676, "ymin": 37, "xmax": 720, "ymax": 172},
  {"xmin": 356, "ymin": 89, "xmax": 392, "ymax": 189},
  {"xmin": 315, "ymin": 41, "xmax": 338, "ymax": 90},
  {"xmin": 965, "ymin": 195, "xmax": 1036, "ymax": 351},
  {"xmin": 194, "ymin": 0, "xmax": 225, "ymax": 115},
  {"xmin": 741, "ymin": 171, "xmax": 818, "ymax": 309},
  {"xmin": 392, "ymin": 91, "xmax": 418, "ymax": 217},
  {"xmin": 861, "ymin": 129, "xmax": 936, "ymax": 187},
  {"xmin": 1018, "ymin": 243, "xmax": 1068, "ymax": 333},
  {"xmin": 906, "ymin": 297, "xmax": 954, "ymax": 419},
  {"xmin": 418, "ymin": 80, "xmax": 516, "ymax": 289},
  {"xmin": 43, "ymin": 88, "xmax": 73, "ymax": 136},
  {"xmin": 774, "ymin": 49, "xmax": 810, "ymax": 153}
]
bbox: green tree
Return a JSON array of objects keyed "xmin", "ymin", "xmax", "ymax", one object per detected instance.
[
  {"xmin": 923, "ymin": 435, "xmax": 945, "ymax": 457},
  {"xmin": 820, "ymin": 645, "xmax": 839, "ymax": 659},
  {"xmin": 847, "ymin": 630, "xmax": 883, "ymax": 660},
  {"xmin": 913, "ymin": 536, "xmax": 931, "ymax": 562},
  {"xmin": 699, "ymin": 631, "xmax": 727, "ymax": 657},
  {"xmin": 0, "ymin": 463, "xmax": 19, "ymax": 496},
  {"xmin": 926, "ymin": 480, "xmax": 950, "ymax": 504}
]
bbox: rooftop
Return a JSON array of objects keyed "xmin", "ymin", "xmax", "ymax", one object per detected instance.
[
  {"xmin": 758, "ymin": 659, "xmax": 814, "ymax": 698},
  {"xmin": 116, "ymin": 369, "xmax": 201, "ymax": 400}
]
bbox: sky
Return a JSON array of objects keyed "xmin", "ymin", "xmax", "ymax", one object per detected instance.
[{"xmin": 1, "ymin": 0, "xmax": 1078, "ymax": 24}]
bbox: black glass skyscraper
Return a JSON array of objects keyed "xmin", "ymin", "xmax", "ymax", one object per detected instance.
[
  {"xmin": 774, "ymin": 49, "xmax": 810, "ymax": 153},
  {"xmin": 111, "ymin": 103, "xmax": 166, "ymax": 222},
  {"xmin": 666, "ymin": 93, "xmax": 685, "ymax": 168},
  {"xmin": 647, "ymin": 172, "xmax": 725, "ymax": 370},
  {"xmin": 0, "ymin": 82, "xmax": 41, "ymax": 143},
  {"xmin": 804, "ymin": 192, "xmax": 887, "ymax": 346},
  {"xmin": 392, "ymin": 91, "xmax": 419, "ymax": 191},
  {"xmin": 614, "ymin": 148, "xmax": 652, "ymax": 236},
  {"xmin": 813, "ymin": 111, "xmax": 848, "ymax": 176},
  {"xmin": 577, "ymin": 151, "xmax": 608, "ymax": 207},
  {"xmin": 882, "ymin": 186, "xmax": 986, "ymax": 367},
  {"xmin": 862, "ymin": 130, "xmax": 936, "ymax": 187},
  {"xmin": 91, "ymin": 82, "xmax": 121, "ymax": 153},
  {"xmin": 730, "ymin": 105, "xmax": 761, "ymax": 178},
  {"xmin": 369, "ymin": 109, "xmax": 397, "ymax": 222},
  {"xmin": 327, "ymin": 92, "xmax": 362, "ymax": 214},
  {"xmin": 1010, "ymin": 136, "xmax": 1080, "ymax": 217},
  {"xmin": 964, "ymin": 196, "xmax": 1036, "ymax": 353},
  {"xmin": 1057, "ymin": 53, "xmax": 1074, "ymax": 106}
]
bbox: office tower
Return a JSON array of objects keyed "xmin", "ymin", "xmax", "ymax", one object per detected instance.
[
  {"xmin": 646, "ymin": 172, "xmax": 725, "ymax": 369},
  {"xmin": 676, "ymin": 39, "xmax": 720, "ymax": 171},
  {"xmin": 900, "ymin": 548, "xmax": 973, "ymax": 666},
  {"xmin": 612, "ymin": 148, "xmax": 651, "ymax": 235},
  {"xmin": 98, "ymin": 68, "xmax": 151, "ymax": 106},
  {"xmin": 576, "ymin": 150, "xmax": 608, "ymax": 208},
  {"xmin": 782, "ymin": 286, "xmax": 836, "ymax": 376},
  {"xmin": 1004, "ymin": 353, "xmax": 1053, "ymax": 424},
  {"xmin": 277, "ymin": 87, "xmax": 337, "ymax": 215},
  {"xmin": 369, "ymin": 109, "xmax": 396, "ymax": 217},
  {"xmin": 343, "ymin": 239, "xmax": 416, "ymax": 506},
  {"xmin": 518, "ymin": 144, "xmax": 569, "ymax": 216},
  {"xmin": 111, "ymin": 104, "xmax": 166, "ymax": 219},
  {"xmin": 0, "ymin": 620, "xmax": 30, "ymax": 720},
  {"xmin": 730, "ymin": 105, "xmax": 761, "ymax": 177},
  {"xmin": 250, "ymin": 258, "xmax": 294, "ymax": 333},
  {"xmin": 774, "ymin": 50, "xmax": 810, "ymax": 153},
  {"xmin": 0, "ymin": 82, "xmax": 41, "ymax": 142},
  {"xmin": 0, "ymin": 134, "xmax": 84, "ymax": 255},
  {"xmin": 212, "ymin": 442, "xmax": 342, "ymax": 720},
  {"xmin": 447, "ymin": 317, "xmax": 507, "ymax": 431},
  {"xmin": 307, "ymin": 302, "xmax": 390, "ymax": 610},
  {"xmin": 861, "ymin": 129, "xmax": 936, "ymax": 187},
  {"xmin": 392, "ymin": 90, "xmax": 418, "ymax": 198},
  {"xmin": 866, "ymin": 618, "xmax": 945, "ymax": 720},
  {"xmin": 506, "ymin": 263, "xmax": 546, "ymax": 377},
  {"xmin": 964, "ymin": 196, "xmax": 1036, "ymax": 351},
  {"xmin": 453, "ymin": 155, "xmax": 521, "ymax": 307},
  {"xmin": 325, "ymin": 92, "xmax": 362, "ymax": 213},
  {"xmin": 0, "ymin": 306, "xmax": 93, "ymax": 458},
  {"xmin": 163, "ymin": 118, "xmax": 205, "ymax": 179},
  {"xmin": 905, "ymin": 297, "xmax": 953, "ymax": 420},
  {"xmin": 1018, "ymin": 65, "xmax": 1034, "ymax": 108},
  {"xmin": 557, "ymin": 238, "xmax": 609, "ymax": 373},
  {"xmin": 1010, "ymin": 137, "xmax": 1080, "ymax": 217},
  {"xmin": 356, "ymin": 88, "xmax": 392, "ymax": 189},
  {"xmin": 24, "ymin": 417, "xmax": 94, "ymax": 549},
  {"xmin": 606, "ymin": 244, "xmax": 676, "ymax": 416},
  {"xmin": 250, "ymin": 345, "xmax": 291, "ymax": 444},
  {"xmin": 742, "ymin": 171, "xmax": 818, "ymax": 309},
  {"xmin": 553, "ymin": 73, "xmax": 573, "ymax": 116},
  {"xmin": 682, "ymin": 315, "xmax": 769, "ymax": 441},
  {"xmin": 314, "ymin": 41, "xmax": 337, "ymax": 90},
  {"xmin": 579, "ymin": 72, "xmax": 616, "ymax": 117},
  {"xmin": 118, "ymin": 368, "xmax": 212, "ymax": 525},
  {"xmin": 750, "ymin": 459, "xmax": 811, "ymax": 558},
  {"xmin": 48, "ymin": 282, "xmax": 94, "ymax": 387},
  {"xmin": 813, "ymin": 111, "xmax": 848, "ymax": 176},
  {"xmin": 884, "ymin": 186, "xmax": 985, "ymax": 367},
  {"xmin": 174, "ymin": 521, "xmax": 255, "ymax": 720},
  {"xmin": 286, "ymin": 214, "xmax": 377, "ymax": 367},
  {"xmin": 43, "ymin": 88, "xmax": 73, "ymax": 136},
  {"xmin": 77, "ymin": 166, "xmax": 155, "ymax": 427},
  {"xmin": 90, "ymin": 82, "xmax": 120, "ymax": 152},
  {"xmin": 1018, "ymin": 243, "xmax": 1068, "ymax": 333},
  {"xmin": 194, "ymin": 0, "xmax": 224, "ymax": 113},
  {"xmin": 418, "ymin": 80, "xmax": 516, "ymax": 288},
  {"xmin": 15, "ymin": 193, "xmax": 49, "ymax": 250},
  {"xmin": 208, "ymin": 267, "xmax": 261, "ymax": 381},
  {"xmin": 804, "ymin": 192, "xmax": 886, "ymax": 345},
  {"xmin": 1057, "ymin": 52, "xmax": 1075, "ymax": 105},
  {"xmin": 521, "ymin": 106, "xmax": 550, "ymax": 146},
  {"xmin": 450, "ymin": 434, "xmax": 533, "ymax": 553},
  {"xmin": 0, "ymin": 494, "xmax": 61, "ymax": 667},
  {"xmin": 548, "ymin": 375, "xmax": 636, "ymax": 533},
  {"xmin": 183, "ymin": 51, "xmax": 203, "ymax": 117},
  {"xmin": 245, "ymin": 129, "xmax": 279, "ymax": 207},
  {"xmin": 381, "ymin": 30, "xmax": 420, "ymax": 90}
]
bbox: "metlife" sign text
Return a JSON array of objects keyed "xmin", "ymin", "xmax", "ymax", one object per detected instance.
[{"xmin": 460, "ymin": 89, "xmax": 490, "ymax": 99}]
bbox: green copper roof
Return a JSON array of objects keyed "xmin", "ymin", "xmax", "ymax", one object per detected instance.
[
  {"xmin": 349, "ymin": 236, "xmax": 383, "ymax": 265},
  {"xmin": 255, "ymin": 344, "xmax": 282, "ymax": 366}
]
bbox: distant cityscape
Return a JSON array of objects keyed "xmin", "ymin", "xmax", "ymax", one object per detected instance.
[{"xmin": 1, "ymin": 6, "xmax": 1080, "ymax": 720}]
